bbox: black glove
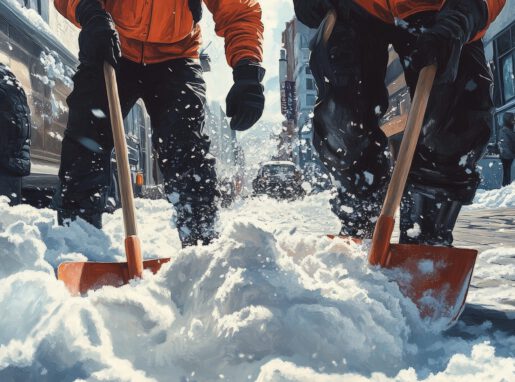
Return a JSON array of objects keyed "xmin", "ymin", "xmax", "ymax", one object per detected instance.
[
  {"xmin": 410, "ymin": 0, "xmax": 488, "ymax": 83},
  {"xmin": 293, "ymin": 0, "xmax": 334, "ymax": 28},
  {"xmin": 76, "ymin": 0, "xmax": 121, "ymax": 68},
  {"xmin": 226, "ymin": 60, "xmax": 265, "ymax": 131}
]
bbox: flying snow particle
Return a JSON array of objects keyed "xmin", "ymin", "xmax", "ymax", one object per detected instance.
[
  {"xmin": 91, "ymin": 109, "xmax": 107, "ymax": 119},
  {"xmin": 407, "ymin": 223, "xmax": 421, "ymax": 239},
  {"xmin": 418, "ymin": 259, "xmax": 435, "ymax": 274}
]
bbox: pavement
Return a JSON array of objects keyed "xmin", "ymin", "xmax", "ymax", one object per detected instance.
[
  {"xmin": 455, "ymin": 208, "xmax": 515, "ymax": 323},
  {"xmin": 454, "ymin": 208, "xmax": 515, "ymax": 252}
]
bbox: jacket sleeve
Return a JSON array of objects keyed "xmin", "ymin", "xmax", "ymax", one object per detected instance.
[
  {"xmin": 473, "ymin": 0, "xmax": 506, "ymax": 40},
  {"xmin": 204, "ymin": 0, "xmax": 264, "ymax": 67}
]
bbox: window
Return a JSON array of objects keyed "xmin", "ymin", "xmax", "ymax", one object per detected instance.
[
  {"xmin": 501, "ymin": 54, "xmax": 515, "ymax": 101},
  {"xmin": 305, "ymin": 66, "xmax": 311, "ymax": 75},
  {"xmin": 306, "ymin": 94, "xmax": 316, "ymax": 106},
  {"xmin": 306, "ymin": 78, "xmax": 314, "ymax": 90},
  {"xmin": 299, "ymin": 35, "xmax": 309, "ymax": 49},
  {"xmin": 497, "ymin": 29, "xmax": 511, "ymax": 55},
  {"xmin": 494, "ymin": 23, "xmax": 515, "ymax": 104}
]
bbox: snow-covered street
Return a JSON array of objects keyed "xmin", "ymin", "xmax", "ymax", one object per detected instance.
[{"xmin": 0, "ymin": 187, "xmax": 514, "ymax": 382}]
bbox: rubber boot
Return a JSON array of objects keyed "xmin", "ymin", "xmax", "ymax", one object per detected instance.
[
  {"xmin": 175, "ymin": 202, "xmax": 218, "ymax": 248},
  {"xmin": 400, "ymin": 191, "xmax": 463, "ymax": 247}
]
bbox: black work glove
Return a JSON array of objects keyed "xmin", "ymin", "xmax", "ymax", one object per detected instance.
[
  {"xmin": 76, "ymin": 0, "xmax": 121, "ymax": 68},
  {"xmin": 293, "ymin": 0, "xmax": 334, "ymax": 28},
  {"xmin": 226, "ymin": 60, "xmax": 265, "ymax": 131},
  {"xmin": 410, "ymin": 0, "xmax": 488, "ymax": 83}
]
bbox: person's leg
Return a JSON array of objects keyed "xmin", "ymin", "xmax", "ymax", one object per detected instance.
[
  {"xmin": 310, "ymin": 5, "xmax": 391, "ymax": 238},
  {"xmin": 0, "ymin": 172, "xmax": 22, "ymax": 205},
  {"xmin": 142, "ymin": 59, "xmax": 218, "ymax": 247},
  {"xmin": 54, "ymin": 59, "xmax": 141, "ymax": 227},
  {"xmin": 395, "ymin": 25, "xmax": 493, "ymax": 245},
  {"xmin": 501, "ymin": 159, "xmax": 513, "ymax": 186}
]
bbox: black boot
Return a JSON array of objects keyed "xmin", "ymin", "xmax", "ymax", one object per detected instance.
[
  {"xmin": 400, "ymin": 191, "xmax": 462, "ymax": 246},
  {"xmin": 57, "ymin": 209, "xmax": 102, "ymax": 229},
  {"xmin": 175, "ymin": 202, "xmax": 218, "ymax": 248}
]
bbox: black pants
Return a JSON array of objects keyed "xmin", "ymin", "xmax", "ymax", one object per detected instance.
[
  {"xmin": 501, "ymin": 159, "xmax": 513, "ymax": 186},
  {"xmin": 0, "ymin": 171, "xmax": 22, "ymax": 206},
  {"xmin": 311, "ymin": 6, "xmax": 493, "ymax": 237},
  {"xmin": 55, "ymin": 58, "xmax": 218, "ymax": 241}
]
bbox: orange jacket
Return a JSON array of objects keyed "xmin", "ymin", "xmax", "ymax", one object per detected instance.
[
  {"xmin": 54, "ymin": 0, "xmax": 264, "ymax": 66},
  {"xmin": 354, "ymin": 0, "xmax": 506, "ymax": 40}
]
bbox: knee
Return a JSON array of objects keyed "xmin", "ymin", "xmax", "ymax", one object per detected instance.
[{"xmin": 313, "ymin": 95, "xmax": 387, "ymax": 173}]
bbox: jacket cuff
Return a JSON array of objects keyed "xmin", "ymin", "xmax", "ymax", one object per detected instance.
[
  {"xmin": 233, "ymin": 60, "xmax": 266, "ymax": 83},
  {"xmin": 75, "ymin": 0, "xmax": 106, "ymax": 26}
]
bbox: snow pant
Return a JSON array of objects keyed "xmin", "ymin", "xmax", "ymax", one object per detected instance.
[
  {"xmin": 311, "ymin": 5, "xmax": 493, "ymax": 243},
  {"xmin": 54, "ymin": 57, "xmax": 218, "ymax": 247},
  {"xmin": 0, "ymin": 172, "xmax": 22, "ymax": 205},
  {"xmin": 501, "ymin": 159, "xmax": 513, "ymax": 186}
]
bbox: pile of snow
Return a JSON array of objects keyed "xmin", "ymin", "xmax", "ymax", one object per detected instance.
[
  {"xmin": 0, "ymin": 195, "xmax": 514, "ymax": 381},
  {"xmin": 5, "ymin": 0, "xmax": 54, "ymax": 35},
  {"xmin": 468, "ymin": 183, "xmax": 515, "ymax": 210}
]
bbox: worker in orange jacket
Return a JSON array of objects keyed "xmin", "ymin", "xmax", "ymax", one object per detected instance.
[
  {"xmin": 53, "ymin": 0, "xmax": 265, "ymax": 247},
  {"xmin": 294, "ymin": 0, "xmax": 505, "ymax": 245}
]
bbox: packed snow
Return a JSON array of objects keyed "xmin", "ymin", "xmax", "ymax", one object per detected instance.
[
  {"xmin": 468, "ymin": 183, "xmax": 515, "ymax": 210},
  {"xmin": 0, "ymin": 193, "xmax": 514, "ymax": 381}
]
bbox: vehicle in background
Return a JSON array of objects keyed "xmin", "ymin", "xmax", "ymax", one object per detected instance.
[
  {"xmin": 252, "ymin": 161, "xmax": 305, "ymax": 200},
  {"xmin": 0, "ymin": 1, "xmax": 163, "ymax": 209}
]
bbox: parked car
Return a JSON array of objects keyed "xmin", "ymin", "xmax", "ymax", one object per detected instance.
[{"xmin": 252, "ymin": 161, "xmax": 305, "ymax": 200}]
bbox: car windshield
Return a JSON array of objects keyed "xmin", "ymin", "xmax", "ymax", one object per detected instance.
[{"xmin": 263, "ymin": 165, "xmax": 295, "ymax": 176}]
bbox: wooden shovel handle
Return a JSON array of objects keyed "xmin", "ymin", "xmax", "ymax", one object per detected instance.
[
  {"xmin": 382, "ymin": 65, "xmax": 437, "ymax": 218},
  {"xmin": 323, "ymin": 9, "xmax": 337, "ymax": 44},
  {"xmin": 104, "ymin": 62, "xmax": 143, "ymax": 278},
  {"xmin": 369, "ymin": 65, "xmax": 437, "ymax": 266},
  {"xmin": 103, "ymin": 62, "xmax": 138, "ymax": 237}
]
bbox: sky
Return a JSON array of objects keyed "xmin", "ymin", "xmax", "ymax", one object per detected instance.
[{"xmin": 201, "ymin": 0, "xmax": 295, "ymax": 125}]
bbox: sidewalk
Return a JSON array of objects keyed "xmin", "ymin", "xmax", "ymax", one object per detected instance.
[
  {"xmin": 455, "ymin": 208, "xmax": 515, "ymax": 251},
  {"xmin": 456, "ymin": 208, "xmax": 515, "ymax": 320}
]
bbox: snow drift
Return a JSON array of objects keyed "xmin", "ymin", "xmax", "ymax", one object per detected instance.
[
  {"xmin": 0, "ymin": 195, "xmax": 514, "ymax": 381},
  {"xmin": 468, "ymin": 183, "xmax": 515, "ymax": 210}
]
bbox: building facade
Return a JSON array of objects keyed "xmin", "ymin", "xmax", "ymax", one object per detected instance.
[{"xmin": 280, "ymin": 18, "xmax": 317, "ymax": 169}]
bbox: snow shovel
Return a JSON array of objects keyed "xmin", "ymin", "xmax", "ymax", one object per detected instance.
[
  {"xmin": 368, "ymin": 65, "xmax": 477, "ymax": 323},
  {"xmin": 57, "ymin": 63, "xmax": 170, "ymax": 295},
  {"xmin": 318, "ymin": 10, "xmax": 477, "ymax": 323}
]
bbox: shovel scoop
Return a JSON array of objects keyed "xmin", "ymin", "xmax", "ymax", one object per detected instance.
[{"xmin": 57, "ymin": 63, "xmax": 170, "ymax": 295}]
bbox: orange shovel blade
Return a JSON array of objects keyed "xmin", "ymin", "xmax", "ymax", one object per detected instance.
[
  {"xmin": 58, "ymin": 258, "xmax": 171, "ymax": 296},
  {"xmin": 385, "ymin": 244, "xmax": 477, "ymax": 322}
]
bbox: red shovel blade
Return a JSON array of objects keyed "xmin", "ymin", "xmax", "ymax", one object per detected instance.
[
  {"xmin": 385, "ymin": 244, "xmax": 477, "ymax": 323},
  {"xmin": 58, "ymin": 258, "xmax": 171, "ymax": 296}
]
